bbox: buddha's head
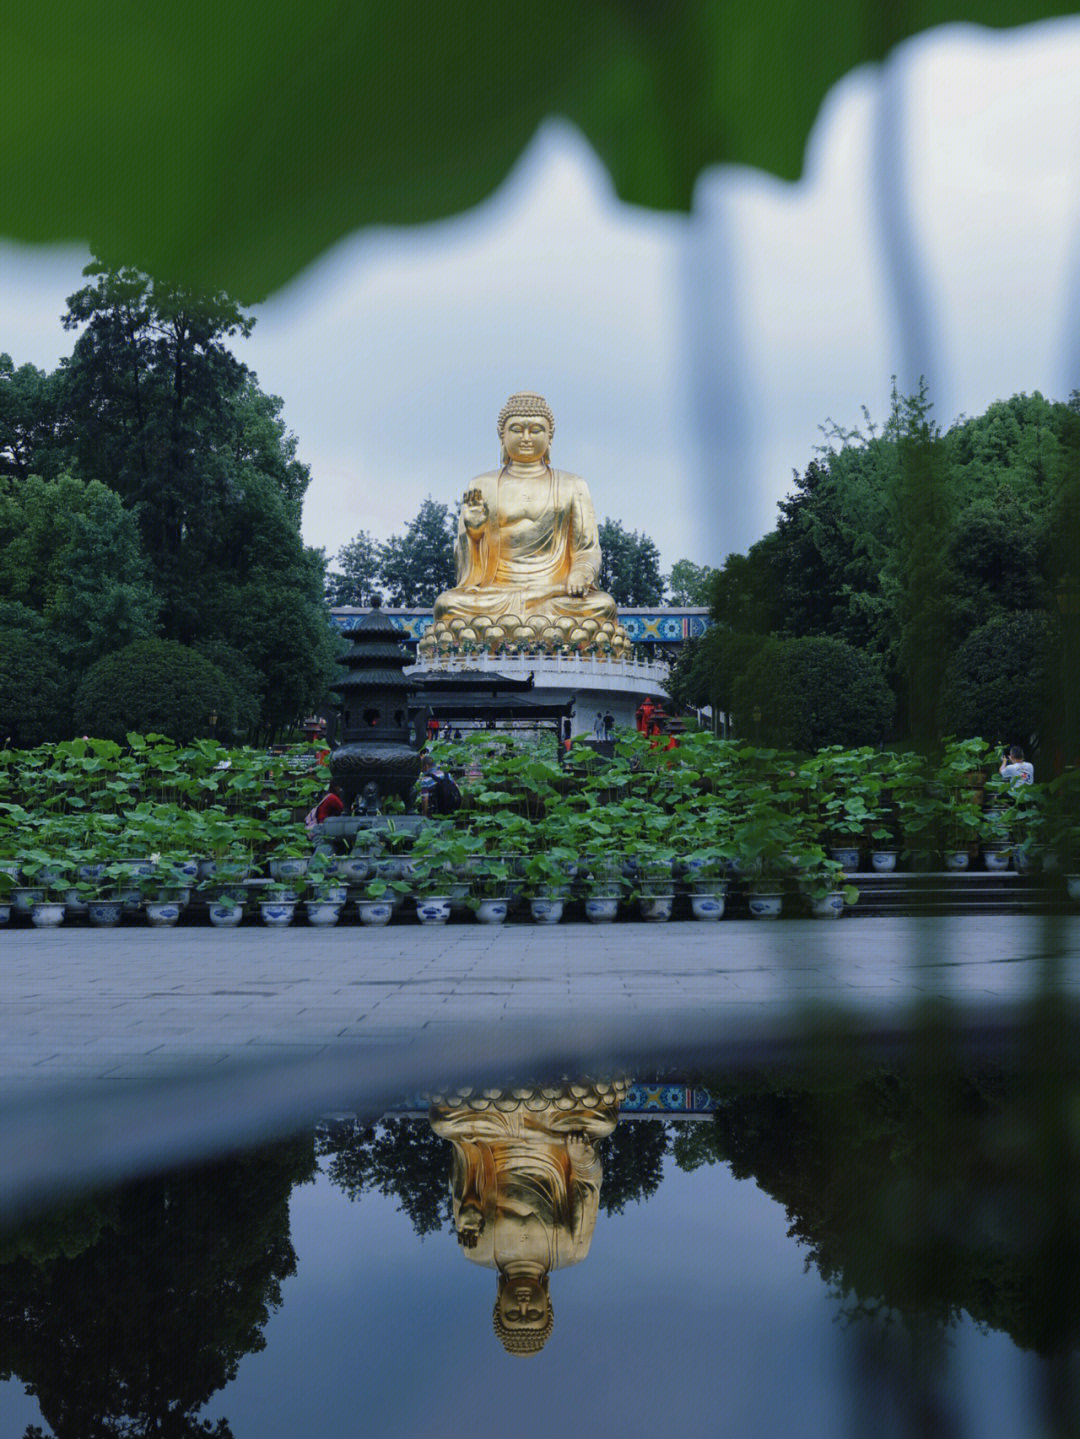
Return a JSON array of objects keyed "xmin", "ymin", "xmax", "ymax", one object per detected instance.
[
  {"xmin": 492, "ymin": 1273, "xmax": 553, "ymax": 1356},
  {"xmin": 498, "ymin": 392, "xmax": 554, "ymax": 465}
]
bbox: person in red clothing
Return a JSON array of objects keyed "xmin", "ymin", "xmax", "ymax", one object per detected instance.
[{"xmin": 310, "ymin": 782, "xmax": 346, "ymax": 827}]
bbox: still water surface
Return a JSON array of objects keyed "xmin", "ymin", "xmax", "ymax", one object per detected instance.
[{"xmin": 0, "ymin": 1061, "xmax": 1073, "ymax": 1438}]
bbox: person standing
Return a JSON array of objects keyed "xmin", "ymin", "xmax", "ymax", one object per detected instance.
[
  {"xmin": 593, "ymin": 712, "xmax": 604, "ymax": 739},
  {"xmin": 1000, "ymin": 745, "xmax": 1034, "ymax": 784},
  {"xmin": 603, "ymin": 711, "xmax": 614, "ymax": 741}
]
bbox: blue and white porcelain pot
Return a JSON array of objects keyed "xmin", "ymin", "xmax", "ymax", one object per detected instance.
[
  {"xmin": 145, "ymin": 900, "xmax": 181, "ymax": 927},
  {"xmin": 476, "ymin": 899, "xmax": 508, "ymax": 925},
  {"xmin": 357, "ymin": 900, "xmax": 393, "ymax": 926},
  {"xmin": 748, "ymin": 891, "xmax": 783, "ymax": 919},
  {"xmin": 811, "ymin": 891, "xmax": 846, "ymax": 918},
  {"xmin": 305, "ymin": 900, "xmax": 343, "ymax": 927},
  {"xmin": 829, "ymin": 847, "xmax": 860, "ymax": 872},
  {"xmin": 416, "ymin": 896, "xmax": 451, "ymax": 926},
  {"xmin": 30, "ymin": 902, "xmax": 65, "ymax": 928},
  {"xmin": 259, "ymin": 900, "xmax": 296, "ymax": 927},
  {"xmin": 585, "ymin": 895, "xmax": 619, "ymax": 924},
  {"xmin": 690, "ymin": 893, "xmax": 725, "ymax": 920},
  {"xmin": 639, "ymin": 895, "xmax": 674, "ymax": 922},
  {"xmin": 208, "ymin": 902, "xmax": 245, "ymax": 928},
  {"xmin": 88, "ymin": 901, "xmax": 123, "ymax": 928},
  {"xmin": 529, "ymin": 897, "xmax": 564, "ymax": 925}
]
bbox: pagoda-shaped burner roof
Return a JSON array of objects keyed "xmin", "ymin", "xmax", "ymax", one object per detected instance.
[{"xmin": 333, "ymin": 598, "xmax": 413, "ymax": 697}]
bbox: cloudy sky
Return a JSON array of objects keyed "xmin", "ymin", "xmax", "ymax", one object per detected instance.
[{"xmin": 2, "ymin": 17, "xmax": 1078, "ymax": 576}]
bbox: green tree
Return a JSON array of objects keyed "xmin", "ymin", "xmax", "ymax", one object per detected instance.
[
  {"xmin": 379, "ymin": 498, "xmax": 456, "ymax": 606},
  {"xmin": 708, "ymin": 536, "xmax": 783, "ymax": 635},
  {"xmin": 597, "ymin": 518, "xmax": 664, "ymax": 605},
  {"xmin": 239, "ymin": 569, "xmax": 342, "ymax": 740},
  {"xmin": 46, "ymin": 260, "xmax": 336, "ymax": 737},
  {"xmin": 771, "ymin": 443, "xmax": 894, "ymax": 657},
  {"xmin": 326, "ymin": 530, "xmax": 382, "ymax": 607},
  {"xmin": 939, "ymin": 611, "xmax": 1051, "ymax": 751},
  {"xmin": 0, "ymin": 614, "xmax": 69, "ymax": 747},
  {"xmin": 884, "ymin": 382, "xmax": 956, "ymax": 743},
  {"xmin": 0, "ymin": 473, "xmax": 159, "ymax": 672},
  {"xmin": 697, "ymin": 1050, "xmax": 1080, "ymax": 1357},
  {"xmin": 61, "ymin": 263, "xmax": 254, "ymax": 638},
  {"xmin": 0, "ymin": 355, "xmax": 69, "ymax": 482},
  {"xmin": 666, "ymin": 627, "xmax": 769, "ymax": 730},
  {"xmin": 73, "ymin": 639, "xmax": 238, "ymax": 743},
  {"xmin": 665, "ymin": 558, "xmax": 715, "ymax": 606},
  {"xmin": 734, "ymin": 635, "xmax": 894, "ymax": 749},
  {"xmin": 946, "ymin": 495, "xmax": 1048, "ymax": 641}
]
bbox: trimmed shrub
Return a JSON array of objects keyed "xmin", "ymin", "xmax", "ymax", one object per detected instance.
[
  {"xmin": 0, "ymin": 626, "xmax": 70, "ymax": 745},
  {"xmin": 73, "ymin": 639, "xmax": 237, "ymax": 743},
  {"xmin": 940, "ymin": 610, "xmax": 1050, "ymax": 751},
  {"xmin": 734, "ymin": 636, "xmax": 894, "ymax": 751}
]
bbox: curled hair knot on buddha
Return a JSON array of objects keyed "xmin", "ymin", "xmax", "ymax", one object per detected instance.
[
  {"xmin": 497, "ymin": 391, "xmax": 555, "ymax": 444},
  {"xmin": 492, "ymin": 1302, "xmax": 554, "ymax": 1355}
]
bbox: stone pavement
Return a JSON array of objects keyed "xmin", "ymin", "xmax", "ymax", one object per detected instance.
[{"xmin": 2, "ymin": 915, "xmax": 1078, "ymax": 1089}]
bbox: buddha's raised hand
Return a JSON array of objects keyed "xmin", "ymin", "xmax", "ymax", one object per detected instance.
[{"xmin": 462, "ymin": 488, "xmax": 488, "ymax": 528}]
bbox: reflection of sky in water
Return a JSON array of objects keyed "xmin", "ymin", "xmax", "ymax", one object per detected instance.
[
  {"xmin": 0, "ymin": 1141, "xmax": 1040, "ymax": 1437},
  {"xmin": 207, "ymin": 1159, "xmax": 1039, "ymax": 1438}
]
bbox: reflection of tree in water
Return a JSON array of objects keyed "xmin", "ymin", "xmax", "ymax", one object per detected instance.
[
  {"xmin": 676, "ymin": 1059, "xmax": 1080, "ymax": 1357},
  {"xmin": 596, "ymin": 1120, "xmax": 669, "ymax": 1214},
  {"xmin": 318, "ymin": 1118, "xmax": 453, "ymax": 1236},
  {"xmin": 318, "ymin": 1114, "xmax": 673, "ymax": 1234},
  {"xmin": 0, "ymin": 1138, "xmax": 315, "ymax": 1439}
]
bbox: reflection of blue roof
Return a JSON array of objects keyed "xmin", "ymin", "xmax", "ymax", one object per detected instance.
[
  {"xmin": 330, "ymin": 607, "xmax": 712, "ymax": 643},
  {"xmin": 391, "ymin": 1081, "xmax": 718, "ymax": 1114}
]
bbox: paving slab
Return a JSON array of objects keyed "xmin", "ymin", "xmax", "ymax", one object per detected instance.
[{"xmin": 1, "ymin": 915, "xmax": 1077, "ymax": 1087}]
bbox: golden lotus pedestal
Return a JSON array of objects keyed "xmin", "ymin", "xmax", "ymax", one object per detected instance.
[{"xmin": 417, "ymin": 612, "xmax": 632, "ymax": 659}]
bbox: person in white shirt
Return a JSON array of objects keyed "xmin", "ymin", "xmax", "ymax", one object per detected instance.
[{"xmin": 1000, "ymin": 745, "xmax": 1034, "ymax": 784}]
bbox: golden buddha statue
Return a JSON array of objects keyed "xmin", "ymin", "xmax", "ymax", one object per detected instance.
[
  {"xmin": 428, "ymin": 1077, "xmax": 627, "ymax": 1355},
  {"xmin": 418, "ymin": 392, "xmax": 631, "ymax": 657}
]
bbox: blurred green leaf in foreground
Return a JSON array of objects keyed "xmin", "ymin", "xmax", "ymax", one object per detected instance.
[{"xmin": 3, "ymin": 2, "xmax": 1075, "ymax": 299}]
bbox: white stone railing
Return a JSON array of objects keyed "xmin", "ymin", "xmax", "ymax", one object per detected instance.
[{"xmin": 407, "ymin": 649, "xmax": 671, "ymax": 690}]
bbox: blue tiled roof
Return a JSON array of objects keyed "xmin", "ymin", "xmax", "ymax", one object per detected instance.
[{"xmin": 329, "ymin": 607, "xmax": 712, "ymax": 643}]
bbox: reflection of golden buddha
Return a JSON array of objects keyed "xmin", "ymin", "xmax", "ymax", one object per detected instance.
[
  {"xmin": 418, "ymin": 393, "xmax": 631, "ymax": 657},
  {"xmin": 428, "ymin": 1078, "xmax": 627, "ymax": 1355}
]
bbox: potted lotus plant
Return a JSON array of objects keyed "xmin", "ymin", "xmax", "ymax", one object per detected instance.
[
  {"xmin": 523, "ymin": 848, "xmax": 574, "ymax": 925},
  {"xmin": 0, "ymin": 867, "xmax": 13, "ymax": 926},
  {"xmin": 799, "ymin": 857, "xmax": 859, "ymax": 918},
  {"xmin": 356, "ymin": 875, "xmax": 411, "ymax": 926},
  {"xmin": 136, "ymin": 857, "xmax": 192, "ymax": 928},
  {"xmin": 410, "ymin": 850, "xmax": 454, "ymax": 926},
  {"xmin": 18, "ymin": 852, "xmax": 73, "ymax": 928},
  {"xmin": 468, "ymin": 856, "xmax": 512, "ymax": 925},
  {"xmin": 580, "ymin": 848, "xmax": 623, "ymax": 924}
]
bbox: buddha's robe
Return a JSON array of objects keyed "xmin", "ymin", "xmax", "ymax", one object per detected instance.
[
  {"xmin": 432, "ymin": 466, "xmax": 619, "ymax": 631},
  {"xmin": 429, "ymin": 1096, "xmax": 616, "ymax": 1273}
]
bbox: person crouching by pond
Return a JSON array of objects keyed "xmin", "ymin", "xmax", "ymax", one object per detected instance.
[{"xmin": 305, "ymin": 781, "xmax": 346, "ymax": 834}]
